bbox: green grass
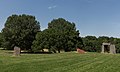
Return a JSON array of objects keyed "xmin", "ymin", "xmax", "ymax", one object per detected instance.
[{"xmin": 0, "ymin": 50, "xmax": 120, "ymax": 72}]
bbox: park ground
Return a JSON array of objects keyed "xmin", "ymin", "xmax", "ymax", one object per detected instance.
[{"xmin": 0, "ymin": 50, "xmax": 120, "ymax": 72}]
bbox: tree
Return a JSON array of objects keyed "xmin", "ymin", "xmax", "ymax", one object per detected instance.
[
  {"xmin": 48, "ymin": 18, "xmax": 83, "ymax": 52},
  {"xmin": 0, "ymin": 33, "xmax": 3, "ymax": 48},
  {"xmin": 32, "ymin": 29, "xmax": 56, "ymax": 52},
  {"xmin": 32, "ymin": 18, "xmax": 83, "ymax": 53},
  {"xmin": 82, "ymin": 36, "xmax": 100, "ymax": 52},
  {"xmin": 82, "ymin": 36, "xmax": 120, "ymax": 53},
  {"xmin": 114, "ymin": 38, "xmax": 120, "ymax": 53},
  {"xmin": 2, "ymin": 14, "xmax": 40, "ymax": 50},
  {"xmin": 98, "ymin": 36, "xmax": 110, "ymax": 43}
]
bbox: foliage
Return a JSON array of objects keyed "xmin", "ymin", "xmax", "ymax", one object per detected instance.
[
  {"xmin": 32, "ymin": 29, "xmax": 55, "ymax": 52},
  {"xmin": 1, "ymin": 14, "xmax": 40, "ymax": 50},
  {"xmin": 1, "ymin": 14, "xmax": 120, "ymax": 53},
  {"xmin": 32, "ymin": 18, "xmax": 83, "ymax": 53},
  {"xmin": 114, "ymin": 38, "xmax": 120, "ymax": 53},
  {"xmin": 82, "ymin": 36, "xmax": 120, "ymax": 53},
  {"xmin": 82, "ymin": 36, "xmax": 100, "ymax": 52},
  {"xmin": 48, "ymin": 18, "xmax": 83, "ymax": 52},
  {"xmin": 0, "ymin": 33, "xmax": 3, "ymax": 48}
]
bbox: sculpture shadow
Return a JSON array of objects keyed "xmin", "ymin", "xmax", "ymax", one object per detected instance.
[{"xmin": 21, "ymin": 51, "xmax": 52, "ymax": 54}]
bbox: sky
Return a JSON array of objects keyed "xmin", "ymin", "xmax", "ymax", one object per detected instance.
[{"xmin": 0, "ymin": 0, "xmax": 120, "ymax": 38}]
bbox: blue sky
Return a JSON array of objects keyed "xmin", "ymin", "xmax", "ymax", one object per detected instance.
[{"xmin": 0, "ymin": 0, "xmax": 120, "ymax": 37}]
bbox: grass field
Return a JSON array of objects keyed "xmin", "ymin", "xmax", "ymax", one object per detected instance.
[{"xmin": 0, "ymin": 50, "xmax": 120, "ymax": 72}]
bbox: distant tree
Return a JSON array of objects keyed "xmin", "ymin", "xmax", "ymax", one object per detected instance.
[
  {"xmin": 114, "ymin": 38, "xmax": 120, "ymax": 53},
  {"xmin": 2, "ymin": 14, "xmax": 40, "ymax": 50},
  {"xmin": 109, "ymin": 37, "xmax": 116, "ymax": 44},
  {"xmin": 82, "ymin": 36, "xmax": 120, "ymax": 53},
  {"xmin": 98, "ymin": 36, "xmax": 110, "ymax": 43},
  {"xmin": 82, "ymin": 36, "xmax": 100, "ymax": 52}
]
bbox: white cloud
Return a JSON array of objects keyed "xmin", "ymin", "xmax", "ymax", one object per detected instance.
[
  {"xmin": 48, "ymin": 5, "xmax": 57, "ymax": 9},
  {"xmin": 41, "ymin": 27, "xmax": 47, "ymax": 31},
  {"xmin": 86, "ymin": 0, "xmax": 93, "ymax": 3}
]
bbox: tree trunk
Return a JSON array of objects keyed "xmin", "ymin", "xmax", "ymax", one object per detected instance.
[{"xmin": 58, "ymin": 49, "xmax": 60, "ymax": 53}]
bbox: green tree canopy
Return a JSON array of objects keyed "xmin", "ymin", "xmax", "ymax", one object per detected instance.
[
  {"xmin": 2, "ymin": 14, "xmax": 40, "ymax": 50},
  {"xmin": 82, "ymin": 36, "xmax": 120, "ymax": 53},
  {"xmin": 82, "ymin": 36, "xmax": 100, "ymax": 52},
  {"xmin": 32, "ymin": 18, "xmax": 83, "ymax": 53}
]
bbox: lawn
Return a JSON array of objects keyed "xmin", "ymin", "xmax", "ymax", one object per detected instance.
[{"xmin": 0, "ymin": 50, "xmax": 120, "ymax": 72}]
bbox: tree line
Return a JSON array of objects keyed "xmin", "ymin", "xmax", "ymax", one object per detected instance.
[
  {"xmin": 0, "ymin": 14, "xmax": 83, "ymax": 53},
  {"xmin": 0, "ymin": 14, "xmax": 120, "ymax": 53},
  {"xmin": 82, "ymin": 36, "xmax": 120, "ymax": 53}
]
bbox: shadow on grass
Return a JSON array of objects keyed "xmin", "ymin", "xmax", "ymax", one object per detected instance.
[
  {"xmin": 0, "ymin": 48, "xmax": 52, "ymax": 54},
  {"xmin": 21, "ymin": 52, "xmax": 52, "ymax": 54},
  {"xmin": 4, "ymin": 50, "xmax": 52, "ymax": 54}
]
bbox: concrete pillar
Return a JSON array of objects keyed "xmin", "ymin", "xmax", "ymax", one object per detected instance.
[
  {"xmin": 110, "ymin": 45, "xmax": 116, "ymax": 54},
  {"xmin": 101, "ymin": 45, "xmax": 104, "ymax": 53}
]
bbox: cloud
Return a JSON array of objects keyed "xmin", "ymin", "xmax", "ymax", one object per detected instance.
[
  {"xmin": 87, "ymin": 0, "xmax": 93, "ymax": 3},
  {"xmin": 41, "ymin": 27, "xmax": 47, "ymax": 31},
  {"xmin": 48, "ymin": 5, "xmax": 57, "ymax": 9}
]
